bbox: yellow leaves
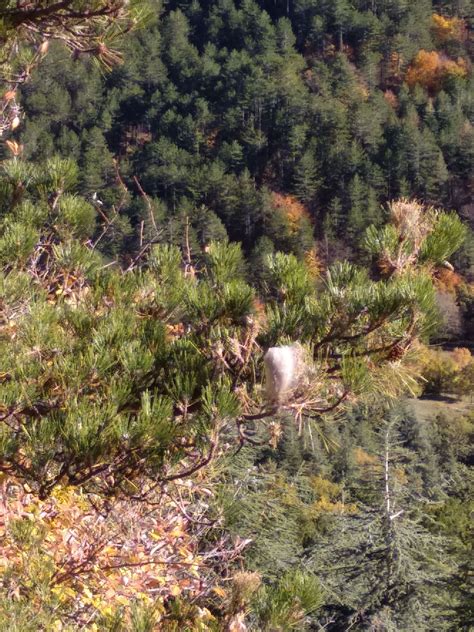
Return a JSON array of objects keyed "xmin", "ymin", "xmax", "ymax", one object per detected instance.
[
  {"xmin": 177, "ymin": 545, "xmax": 191, "ymax": 557},
  {"xmin": 96, "ymin": 602, "xmax": 116, "ymax": 617},
  {"xmin": 406, "ymin": 50, "xmax": 468, "ymax": 92},
  {"xmin": 432, "ymin": 14, "xmax": 455, "ymax": 36},
  {"xmin": 407, "ymin": 15, "xmax": 470, "ymax": 91},
  {"xmin": 212, "ymin": 585, "xmax": 227, "ymax": 598},
  {"xmin": 313, "ymin": 497, "xmax": 356, "ymax": 515},
  {"xmin": 307, "ymin": 477, "xmax": 358, "ymax": 515},
  {"xmin": 353, "ymin": 447, "xmax": 380, "ymax": 468},
  {"xmin": 188, "ymin": 562, "xmax": 201, "ymax": 578},
  {"xmin": 431, "ymin": 14, "xmax": 466, "ymax": 42},
  {"xmin": 272, "ymin": 192, "xmax": 312, "ymax": 235},
  {"xmin": 51, "ymin": 585, "xmax": 77, "ymax": 603},
  {"xmin": 0, "ymin": 476, "xmax": 208, "ymax": 626},
  {"xmin": 304, "ymin": 248, "xmax": 323, "ymax": 279},
  {"xmin": 406, "ymin": 50, "xmax": 442, "ymax": 90},
  {"xmin": 51, "ymin": 485, "xmax": 76, "ymax": 504},
  {"xmin": 272, "ymin": 473, "xmax": 357, "ymax": 525},
  {"xmin": 169, "ymin": 523, "xmax": 185, "ymax": 538},
  {"xmin": 82, "ymin": 586, "xmax": 94, "ymax": 600},
  {"xmin": 443, "ymin": 57, "xmax": 468, "ymax": 79},
  {"xmin": 394, "ymin": 467, "xmax": 408, "ymax": 485},
  {"xmin": 310, "ymin": 475, "xmax": 340, "ymax": 499}
]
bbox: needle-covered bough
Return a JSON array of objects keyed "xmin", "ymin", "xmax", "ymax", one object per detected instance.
[{"xmin": 0, "ymin": 161, "xmax": 467, "ymax": 496}]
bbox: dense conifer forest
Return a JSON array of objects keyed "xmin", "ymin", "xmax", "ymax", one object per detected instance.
[{"xmin": 0, "ymin": 1, "xmax": 473, "ymax": 630}]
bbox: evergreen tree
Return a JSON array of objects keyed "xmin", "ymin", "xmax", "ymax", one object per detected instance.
[
  {"xmin": 293, "ymin": 148, "xmax": 320, "ymax": 204},
  {"xmin": 1, "ymin": 1, "xmax": 473, "ymax": 628},
  {"xmin": 308, "ymin": 414, "xmax": 460, "ymax": 631}
]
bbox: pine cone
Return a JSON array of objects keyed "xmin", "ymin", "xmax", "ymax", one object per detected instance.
[{"xmin": 388, "ymin": 343, "xmax": 405, "ymax": 361}]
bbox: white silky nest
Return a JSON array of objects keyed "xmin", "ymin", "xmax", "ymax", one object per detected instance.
[{"xmin": 264, "ymin": 344, "xmax": 305, "ymax": 406}]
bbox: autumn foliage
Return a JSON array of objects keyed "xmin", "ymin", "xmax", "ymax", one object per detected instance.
[
  {"xmin": 418, "ymin": 346, "xmax": 473, "ymax": 395},
  {"xmin": 269, "ymin": 192, "xmax": 317, "ymax": 260},
  {"xmin": 431, "ymin": 14, "xmax": 466, "ymax": 43},
  {"xmin": 434, "ymin": 267, "xmax": 463, "ymax": 293},
  {"xmin": 272, "ymin": 193, "xmax": 311, "ymax": 234},
  {"xmin": 0, "ymin": 478, "xmax": 245, "ymax": 630},
  {"xmin": 406, "ymin": 50, "xmax": 468, "ymax": 91}
]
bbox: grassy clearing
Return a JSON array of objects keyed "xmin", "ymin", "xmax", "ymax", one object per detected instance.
[{"xmin": 408, "ymin": 394, "xmax": 473, "ymax": 423}]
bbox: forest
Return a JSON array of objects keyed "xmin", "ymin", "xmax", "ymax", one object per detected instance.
[{"xmin": 0, "ymin": 1, "xmax": 473, "ymax": 630}]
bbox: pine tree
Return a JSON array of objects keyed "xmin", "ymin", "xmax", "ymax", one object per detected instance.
[
  {"xmin": 80, "ymin": 127, "xmax": 116, "ymax": 195},
  {"xmin": 308, "ymin": 414, "xmax": 461, "ymax": 631},
  {"xmin": 347, "ymin": 174, "xmax": 379, "ymax": 248},
  {"xmin": 1, "ymin": 152, "xmax": 466, "ymax": 499},
  {"xmin": 293, "ymin": 149, "xmax": 320, "ymax": 204},
  {"xmin": 0, "ymin": 1, "xmax": 151, "ymax": 136},
  {"xmin": 1, "ymin": 3, "xmax": 473, "ymax": 627}
]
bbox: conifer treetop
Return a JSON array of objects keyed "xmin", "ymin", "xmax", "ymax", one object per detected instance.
[{"xmin": 0, "ymin": 1, "xmax": 152, "ymax": 137}]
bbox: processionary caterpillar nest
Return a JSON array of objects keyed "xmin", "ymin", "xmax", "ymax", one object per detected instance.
[{"xmin": 264, "ymin": 344, "xmax": 307, "ymax": 407}]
